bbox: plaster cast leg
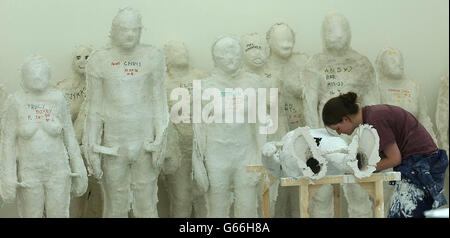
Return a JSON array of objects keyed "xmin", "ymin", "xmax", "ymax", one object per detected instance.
[
  {"xmin": 130, "ymin": 154, "xmax": 160, "ymax": 218},
  {"xmin": 343, "ymin": 183, "xmax": 373, "ymax": 218},
  {"xmin": 165, "ymin": 159, "xmax": 194, "ymax": 217},
  {"xmin": 17, "ymin": 184, "xmax": 45, "ymax": 218},
  {"xmin": 205, "ymin": 161, "xmax": 232, "ymax": 217},
  {"xmin": 274, "ymin": 186, "xmax": 299, "ymax": 217},
  {"xmin": 192, "ymin": 187, "xmax": 208, "ymax": 217},
  {"xmin": 233, "ymin": 167, "xmax": 260, "ymax": 218},
  {"xmin": 102, "ymin": 155, "xmax": 132, "ymax": 218},
  {"xmin": 45, "ymin": 171, "xmax": 71, "ymax": 218},
  {"xmin": 309, "ymin": 184, "xmax": 334, "ymax": 218}
]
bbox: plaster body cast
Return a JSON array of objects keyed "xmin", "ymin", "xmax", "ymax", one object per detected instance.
[
  {"xmin": 435, "ymin": 73, "xmax": 449, "ymax": 204},
  {"xmin": 163, "ymin": 40, "xmax": 208, "ymax": 217},
  {"xmin": 83, "ymin": 7, "xmax": 169, "ymax": 218},
  {"xmin": 56, "ymin": 45, "xmax": 103, "ymax": 218},
  {"xmin": 303, "ymin": 13, "xmax": 379, "ymax": 218},
  {"xmin": 376, "ymin": 48, "xmax": 437, "ymax": 143},
  {"xmin": 264, "ymin": 23, "xmax": 310, "ymax": 218},
  {"xmin": 192, "ymin": 36, "xmax": 264, "ymax": 217},
  {"xmin": 0, "ymin": 55, "xmax": 87, "ymax": 217}
]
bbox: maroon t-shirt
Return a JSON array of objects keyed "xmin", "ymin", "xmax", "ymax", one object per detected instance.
[{"xmin": 362, "ymin": 104, "xmax": 438, "ymax": 160}]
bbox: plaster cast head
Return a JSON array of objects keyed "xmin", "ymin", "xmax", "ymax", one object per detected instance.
[
  {"xmin": 241, "ymin": 32, "xmax": 270, "ymax": 69},
  {"xmin": 321, "ymin": 13, "xmax": 352, "ymax": 53},
  {"xmin": 164, "ymin": 40, "xmax": 189, "ymax": 69},
  {"xmin": 72, "ymin": 45, "xmax": 93, "ymax": 75},
  {"xmin": 20, "ymin": 55, "xmax": 51, "ymax": 93},
  {"xmin": 375, "ymin": 47, "xmax": 405, "ymax": 79},
  {"xmin": 211, "ymin": 36, "xmax": 243, "ymax": 75},
  {"xmin": 110, "ymin": 7, "xmax": 142, "ymax": 50},
  {"xmin": 266, "ymin": 23, "xmax": 295, "ymax": 59}
]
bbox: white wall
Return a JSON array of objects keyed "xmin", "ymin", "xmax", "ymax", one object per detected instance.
[{"xmin": 0, "ymin": 0, "xmax": 448, "ymax": 217}]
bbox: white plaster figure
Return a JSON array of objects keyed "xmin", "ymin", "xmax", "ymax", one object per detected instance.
[
  {"xmin": 241, "ymin": 32, "xmax": 270, "ymax": 77},
  {"xmin": 262, "ymin": 124, "xmax": 380, "ymax": 216},
  {"xmin": 0, "ymin": 55, "xmax": 88, "ymax": 217},
  {"xmin": 436, "ymin": 73, "xmax": 449, "ymax": 154},
  {"xmin": 435, "ymin": 73, "xmax": 449, "ymax": 204},
  {"xmin": 192, "ymin": 36, "xmax": 264, "ymax": 217},
  {"xmin": 83, "ymin": 7, "xmax": 169, "ymax": 218},
  {"xmin": 304, "ymin": 13, "xmax": 380, "ymax": 128},
  {"xmin": 376, "ymin": 47, "xmax": 438, "ymax": 143},
  {"xmin": 55, "ymin": 45, "xmax": 103, "ymax": 218},
  {"xmin": 162, "ymin": 40, "xmax": 208, "ymax": 218},
  {"xmin": 264, "ymin": 22, "xmax": 310, "ymax": 218},
  {"xmin": 302, "ymin": 12, "xmax": 379, "ymax": 218}
]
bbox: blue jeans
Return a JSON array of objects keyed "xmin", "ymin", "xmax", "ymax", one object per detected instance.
[{"xmin": 388, "ymin": 150, "xmax": 448, "ymax": 218}]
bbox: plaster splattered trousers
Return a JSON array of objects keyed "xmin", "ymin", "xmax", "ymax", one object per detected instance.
[{"xmin": 388, "ymin": 150, "xmax": 448, "ymax": 218}]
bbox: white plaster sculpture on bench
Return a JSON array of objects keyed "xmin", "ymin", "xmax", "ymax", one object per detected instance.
[
  {"xmin": 376, "ymin": 47, "xmax": 437, "ymax": 143},
  {"xmin": 55, "ymin": 45, "xmax": 103, "ymax": 218},
  {"xmin": 192, "ymin": 36, "xmax": 265, "ymax": 217},
  {"xmin": 261, "ymin": 124, "xmax": 380, "ymax": 216},
  {"xmin": 163, "ymin": 40, "xmax": 208, "ymax": 218},
  {"xmin": 0, "ymin": 55, "xmax": 88, "ymax": 217},
  {"xmin": 302, "ymin": 12, "xmax": 379, "ymax": 217},
  {"xmin": 83, "ymin": 7, "xmax": 169, "ymax": 218}
]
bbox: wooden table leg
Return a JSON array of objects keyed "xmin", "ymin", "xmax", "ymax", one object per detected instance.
[
  {"xmin": 262, "ymin": 190, "xmax": 270, "ymax": 218},
  {"xmin": 374, "ymin": 180, "xmax": 384, "ymax": 218},
  {"xmin": 333, "ymin": 184, "xmax": 341, "ymax": 218},
  {"xmin": 300, "ymin": 185, "xmax": 309, "ymax": 218}
]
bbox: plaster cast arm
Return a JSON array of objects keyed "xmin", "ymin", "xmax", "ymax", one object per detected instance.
[
  {"xmin": 60, "ymin": 97, "xmax": 88, "ymax": 197},
  {"xmin": 192, "ymin": 123, "xmax": 209, "ymax": 193},
  {"xmin": 261, "ymin": 141, "xmax": 283, "ymax": 178},
  {"xmin": 144, "ymin": 51, "xmax": 169, "ymax": 169},
  {"xmin": 302, "ymin": 67, "xmax": 320, "ymax": 128},
  {"xmin": 83, "ymin": 71, "xmax": 105, "ymax": 180},
  {"xmin": 375, "ymin": 142, "xmax": 402, "ymax": 172},
  {"xmin": 0, "ymin": 98, "xmax": 19, "ymax": 203},
  {"xmin": 417, "ymin": 90, "xmax": 438, "ymax": 144}
]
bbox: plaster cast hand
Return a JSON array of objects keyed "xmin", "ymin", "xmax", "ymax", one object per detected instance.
[
  {"xmin": 261, "ymin": 141, "xmax": 283, "ymax": 178},
  {"xmin": 88, "ymin": 151, "xmax": 103, "ymax": 180},
  {"xmin": 144, "ymin": 136, "xmax": 166, "ymax": 169},
  {"xmin": 69, "ymin": 158, "xmax": 89, "ymax": 197}
]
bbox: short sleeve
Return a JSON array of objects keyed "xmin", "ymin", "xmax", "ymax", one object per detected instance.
[{"xmin": 369, "ymin": 119, "xmax": 396, "ymax": 153}]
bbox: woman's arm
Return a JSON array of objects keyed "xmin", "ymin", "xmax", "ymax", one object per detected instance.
[{"xmin": 375, "ymin": 142, "xmax": 402, "ymax": 171}]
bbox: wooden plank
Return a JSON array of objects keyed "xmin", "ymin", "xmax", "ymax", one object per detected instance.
[
  {"xmin": 262, "ymin": 190, "xmax": 270, "ymax": 218},
  {"xmin": 374, "ymin": 180, "xmax": 384, "ymax": 218},
  {"xmin": 281, "ymin": 172, "xmax": 401, "ymax": 187},
  {"xmin": 300, "ymin": 184, "xmax": 310, "ymax": 218},
  {"xmin": 333, "ymin": 184, "xmax": 341, "ymax": 218}
]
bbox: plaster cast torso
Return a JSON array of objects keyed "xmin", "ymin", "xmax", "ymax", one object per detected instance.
[
  {"xmin": 202, "ymin": 71, "xmax": 263, "ymax": 164},
  {"xmin": 13, "ymin": 90, "xmax": 70, "ymax": 178},
  {"xmin": 306, "ymin": 49, "xmax": 377, "ymax": 126},
  {"xmin": 56, "ymin": 77, "xmax": 86, "ymax": 122},
  {"xmin": 88, "ymin": 44, "xmax": 163, "ymax": 144},
  {"xmin": 167, "ymin": 69, "xmax": 208, "ymax": 156}
]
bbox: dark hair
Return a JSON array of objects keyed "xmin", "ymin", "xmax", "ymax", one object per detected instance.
[{"xmin": 322, "ymin": 92, "xmax": 359, "ymax": 126}]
